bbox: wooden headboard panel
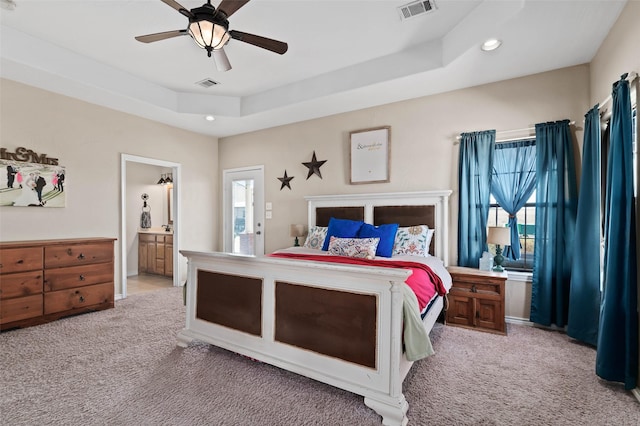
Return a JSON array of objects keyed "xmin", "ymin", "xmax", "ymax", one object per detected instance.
[
  {"xmin": 374, "ymin": 205, "xmax": 435, "ymax": 255},
  {"xmin": 305, "ymin": 191, "xmax": 452, "ymax": 265},
  {"xmin": 316, "ymin": 207, "xmax": 364, "ymax": 227}
]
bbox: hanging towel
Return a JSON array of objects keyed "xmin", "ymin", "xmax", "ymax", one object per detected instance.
[{"xmin": 140, "ymin": 207, "xmax": 152, "ymax": 229}]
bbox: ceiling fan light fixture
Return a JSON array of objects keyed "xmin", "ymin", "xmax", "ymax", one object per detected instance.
[{"xmin": 188, "ymin": 20, "xmax": 230, "ymax": 55}]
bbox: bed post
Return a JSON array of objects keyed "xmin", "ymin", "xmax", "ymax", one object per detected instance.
[{"xmin": 364, "ymin": 278, "xmax": 409, "ymax": 426}]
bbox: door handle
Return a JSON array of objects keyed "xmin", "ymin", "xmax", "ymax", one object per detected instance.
[{"xmin": 256, "ymin": 231, "xmax": 262, "ymax": 235}]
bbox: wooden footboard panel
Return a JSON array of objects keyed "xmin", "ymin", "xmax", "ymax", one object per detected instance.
[
  {"xmin": 196, "ymin": 270, "xmax": 262, "ymax": 337},
  {"xmin": 275, "ymin": 281, "xmax": 377, "ymax": 368}
]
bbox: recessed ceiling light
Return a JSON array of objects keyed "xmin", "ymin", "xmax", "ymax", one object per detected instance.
[
  {"xmin": 205, "ymin": 115, "xmax": 215, "ymax": 121},
  {"xmin": 481, "ymin": 38, "xmax": 502, "ymax": 51}
]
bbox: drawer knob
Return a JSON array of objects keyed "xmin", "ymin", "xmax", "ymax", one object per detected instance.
[
  {"xmin": 471, "ymin": 285, "xmax": 477, "ymax": 293},
  {"xmin": 78, "ymin": 253, "xmax": 86, "ymax": 260},
  {"xmin": 17, "ymin": 259, "xmax": 24, "ymax": 264},
  {"xmin": 79, "ymin": 274, "xmax": 85, "ymax": 281},
  {"xmin": 79, "ymin": 296, "xmax": 85, "ymax": 303}
]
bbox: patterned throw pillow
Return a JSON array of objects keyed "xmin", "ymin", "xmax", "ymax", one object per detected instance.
[
  {"xmin": 327, "ymin": 236, "xmax": 380, "ymax": 259},
  {"xmin": 392, "ymin": 225, "xmax": 434, "ymax": 257},
  {"xmin": 303, "ymin": 226, "xmax": 328, "ymax": 250}
]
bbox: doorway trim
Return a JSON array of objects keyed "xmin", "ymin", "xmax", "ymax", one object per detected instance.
[{"xmin": 119, "ymin": 153, "xmax": 182, "ymax": 299}]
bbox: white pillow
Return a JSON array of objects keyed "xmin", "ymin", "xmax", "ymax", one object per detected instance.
[
  {"xmin": 327, "ymin": 236, "xmax": 380, "ymax": 259},
  {"xmin": 303, "ymin": 226, "xmax": 328, "ymax": 250},
  {"xmin": 392, "ymin": 225, "xmax": 434, "ymax": 257}
]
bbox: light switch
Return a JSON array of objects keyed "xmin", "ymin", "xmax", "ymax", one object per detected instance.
[
  {"xmin": 266, "ymin": 211, "xmax": 273, "ymax": 219},
  {"xmin": 265, "ymin": 202, "xmax": 273, "ymax": 210}
]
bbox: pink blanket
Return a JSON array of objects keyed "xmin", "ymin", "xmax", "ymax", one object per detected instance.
[{"xmin": 269, "ymin": 253, "xmax": 446, "ymax": 311}]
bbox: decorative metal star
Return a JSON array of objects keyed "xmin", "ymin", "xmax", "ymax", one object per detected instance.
[
  {"xmin": 302, "ymin": 151, "xmax": 327, "ymax": 180},
  {"xmin": 277, "ymin": 170, "xmax": 294, "ymax": 190}
]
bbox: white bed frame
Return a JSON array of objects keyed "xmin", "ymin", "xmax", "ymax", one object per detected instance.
[{"xmin": 178, "ymin": 191, "xmax": 452, "ymax": 425}]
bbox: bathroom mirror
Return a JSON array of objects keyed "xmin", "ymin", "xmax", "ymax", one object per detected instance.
[{"xmin": 167, "ymin": 185, "xmax": 173, "ymax": 224}]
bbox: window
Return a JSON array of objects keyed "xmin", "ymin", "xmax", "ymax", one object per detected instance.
[
  {"xmin": 486, "ymin": 139, "xmax": 537, "ymax": 272},
  {"xmin": 487, "ymin": 192, "xmax": 536, "ymax": 271}
]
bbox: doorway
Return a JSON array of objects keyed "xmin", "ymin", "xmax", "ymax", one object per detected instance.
[
  {"xmin": 223, "ymin": 166, "xmax": 265, "ymax": 255},
  {"xmin": 120, "ymin": 154, "xmax": 182, "ymax": 299}
]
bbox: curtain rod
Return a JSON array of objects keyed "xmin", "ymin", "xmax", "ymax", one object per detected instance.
[
  {"xmin": 597, "ymin": 71, "xmax": 638, "ymax": 108},
  {"xmin": 454, "ymin": 121, "xmax": 576, "ymax": 144}
]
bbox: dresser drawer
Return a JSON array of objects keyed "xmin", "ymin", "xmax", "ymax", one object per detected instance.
[
  {"xmin": 0, "ymin": 294, "xmax": 43, "ymax": 324},
  {"xmin": 44, "ymin": 262, "xmax": 113, "ymax": 291},
  {"xmin": 44, "ymin": 282, "xmax": 114, "ymax": 315},
  {"xmin": 0, "ymin": 271, "xmax": 43, "ymax": 299},
  {"xmin": 0, "ymin": 247, "xmax": 43, "ymax": 274},
  {"xmin": 44, "ymin": 242, "xmax": 113, "ymax": 268}
]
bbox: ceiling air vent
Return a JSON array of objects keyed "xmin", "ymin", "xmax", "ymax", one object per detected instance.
[
  {"xmin": 195, "ymin": 78, "xmax": 219, "ymax": 88},
  {"xmin": 398, "ymin": 0, "xmax": 436, "ymax": 21}
]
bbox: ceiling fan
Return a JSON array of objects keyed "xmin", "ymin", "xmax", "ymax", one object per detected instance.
[{"xmin": 135, "ymin": 0, "xmax": 288, "ymax": 72}]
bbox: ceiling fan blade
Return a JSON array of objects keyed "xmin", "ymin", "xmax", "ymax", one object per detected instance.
[
  {"xmin": 161, "ymin": 0, "xmax": 194, "ymax": 18},
  {"xmin": 217, "ymin": 0, "xmax": 251, "ymax": 18},
  {"xmin": 135, "ymin": 29, "xmax": 188, "ymax": 43},
  {"xmin": 212, "ymin": 48, "xmax": 232, "ymax": 72},
  {"xmin": 229, "ymin": 30, "xmax": 288, "ymax": 55}
]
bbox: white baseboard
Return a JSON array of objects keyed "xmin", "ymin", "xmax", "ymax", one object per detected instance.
[
  {"xmin": 505, "ymin": 316, "xmax": 533, "ymax": 326},
  {"xmin": 632, "ymin": 387, "xmax": 640, "ymax": 403}
]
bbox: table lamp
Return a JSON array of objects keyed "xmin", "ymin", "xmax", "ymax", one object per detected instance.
[
  {"xmin": 487, "ymin": 227, "xmax": 511, "ymax": 272},
  {"xmin": 290, "ymin": 224, "xmax": 306, "ymax": 247}
]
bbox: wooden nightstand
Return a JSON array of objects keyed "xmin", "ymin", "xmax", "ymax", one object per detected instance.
[{"xmin": 446, "ymin": 266, "xmax": 508, "ymax": 335}]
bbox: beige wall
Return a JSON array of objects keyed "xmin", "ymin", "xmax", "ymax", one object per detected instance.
[
  {"xmin": 589, "ymin": 0, "xmax": 640, "ymax": 107},
  {"xmin": 0, "ymin": 79, "xmax": 219, "ymax": 295},
  {"xmin": 219, "ymin": 65, "xmax": 590, "ymax": 260}
]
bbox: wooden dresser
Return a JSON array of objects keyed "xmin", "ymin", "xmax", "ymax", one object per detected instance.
[
  {"xmin": 138, "ymin": 232, "xmax": 173, "ymax": 277},
  {"xmin": 446, "ymin": 266, "xmax": 508, "ymax": 335},
  {"xmin": 0, "ymin": 238, "xmax": 115, "ymax": 331}
]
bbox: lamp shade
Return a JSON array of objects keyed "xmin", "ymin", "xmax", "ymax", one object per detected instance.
[
  {"xmin": 487, "ymin": 226, "xmax": 510, "ymax": 246},
  {"xmin": 290, "ymin": 224, "xmax": 306, "ymax": 238},
  {"xmin": 188, "ymin": 20, "xmax": 230, "ymax": 54}
]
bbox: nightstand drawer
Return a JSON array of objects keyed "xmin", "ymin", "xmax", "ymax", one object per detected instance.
[{"xmin": 449, "ymin": 281, "xmax": 501, "ymax": 297}]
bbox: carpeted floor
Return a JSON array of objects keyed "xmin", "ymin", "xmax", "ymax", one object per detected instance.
[{"xmin": 1, "ymin": 286, "xmax": 638, "ymax": 426}]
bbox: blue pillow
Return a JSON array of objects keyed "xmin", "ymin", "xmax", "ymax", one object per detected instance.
[
  {"xmin": 322, "ymin": 218, "xmax": 364, "ymax": 251},
  {"xmin": 358, "ymin": 223, "xmax": 399, "ymax": 258}
]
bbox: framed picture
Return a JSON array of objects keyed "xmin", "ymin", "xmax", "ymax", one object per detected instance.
[
  {"xmin": 349, "ymin": 126, "xmax": 391, "ymax": 184},
  {"xmin": 0, "ymin": 159, "xmax": 67, "ymax": 207}
]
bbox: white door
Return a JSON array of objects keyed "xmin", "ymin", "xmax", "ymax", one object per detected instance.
[{"xmin": 223, "ymin": 166, "xmax": 265, "ymax": 255}]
